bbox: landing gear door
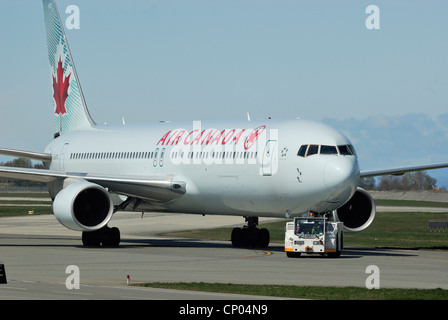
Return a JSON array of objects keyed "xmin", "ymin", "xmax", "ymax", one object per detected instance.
[{"xmin": 262, "ymin": 140, "xmax": 278, "ymax": 176}]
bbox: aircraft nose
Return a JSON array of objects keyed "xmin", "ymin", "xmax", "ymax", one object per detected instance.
[{"xmin": 324, "ymin": 157, "xmax": 359, "ymax": 194}]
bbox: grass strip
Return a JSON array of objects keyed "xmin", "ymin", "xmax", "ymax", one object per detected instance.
[
  {"xmin": 0, "ymin": 206, "xmax": 51, "ymax": 217},
  {"xmin": 0, "ymin": 200, "xmax": 51, "ymax": 205},
  {"xmin": 136, "ymin": 282, "xmax": 448, "ymax": 300},
  {"xmin": 375, "ymin": 199, "xmax": 448, "ymax": 208},
  {"xmin": 0, "ymin": 192, "xmax": 50, "ymax": 198}
]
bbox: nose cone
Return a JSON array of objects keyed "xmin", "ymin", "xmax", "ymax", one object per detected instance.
[{"xmin": 324, "ymin": 157, "xmax": 359, "ymax": 200}]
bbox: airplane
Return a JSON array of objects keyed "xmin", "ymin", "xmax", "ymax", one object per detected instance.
[{"xmin": 1, "ymin": 0, "xmax": 448, "ymax": 248}]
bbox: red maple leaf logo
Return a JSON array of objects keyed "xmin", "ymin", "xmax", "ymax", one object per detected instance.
[
  {"xmin": 244, "ymin": 125, "xmax": 266, "ymax": 150},
  {"xmin": 52, "ymin": 57, "xmax": 71, "ymax": 115}
]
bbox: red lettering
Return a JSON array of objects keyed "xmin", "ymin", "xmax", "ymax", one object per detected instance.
[
  {"xmin": 165, "ymin": 130, "xmax": 178, "ymax": 145},
  {"xmin": 232, "ymin": 129, "xmax": 245, "ymax": 144},
  {"xmin": 171, "ymin": 130, "xmax": 186, "ymax": 145},
  {"xmin": 158, "ymin": 128, "xmax": 252, "ymax": 147},
  {"xmin": 192, "ymin": 130, "xmax": 206, "ymax": 145},
  {"xmin": 221, "ymin": 129, "xmax": 236, "ymax": 144},
  {"xmin": 201, "ymin": 129, "xmax": 217, "ymax": 145},
  {"xmin": 157, "ymin": 131, "xmax": 171, "ymax": 145},
  {"xmin": 211, "ymin": 130, "xmax": 225, "ymax": 145},
  {"xmin": 184, "ymin": 130, "xmax": 199, "ymax": 145}
]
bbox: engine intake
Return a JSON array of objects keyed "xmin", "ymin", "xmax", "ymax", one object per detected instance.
[
  {"xmin": 52, "ymin": 181, "xmax": 113, "ymax": 231},
  {"xmin": 333, "ymin": 187, "xmax": 376, "ymax": 232}
]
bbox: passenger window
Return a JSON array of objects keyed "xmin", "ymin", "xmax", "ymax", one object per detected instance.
[
  {"xmin": 320, "ymin": 145, "xmax": 338, "ymax": 155},
  {"xmin": 307, "ymin": 145, "xmax": 319, "ymax": 156},
  {"xmin": 297, "ymin": 145, "xmax": 307, "ymax": 157}
]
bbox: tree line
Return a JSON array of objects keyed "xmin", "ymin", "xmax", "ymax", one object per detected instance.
[
  {"xmin": 359, "ymin": 171, "xmax": 441, "ymax": 191},
  {"xmin": 0, "ymin": 158, "xmax": 46, "ymax": 187}
]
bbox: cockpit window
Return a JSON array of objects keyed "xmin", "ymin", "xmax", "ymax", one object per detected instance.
[
  {"xmin": 320, "ymin": 145, "xmax": 338, "ymax": 155},
  {"xmin": 349, "ymin": 144, "xmax": 356, "ymax": 156},
  {"xmin": 297, "ymin": 144, "xmax": 356, "ymax": 157},
  {"xmin": 307, "ymin": 145, "xmax": 319, "ymax": 156},
  {"xmin": 297, "ymin": 145, "xmax": 307, "ymax": 157},
  {"xmin": 338, "ymin": 145, "xmax": 350, "ymax": 155},
  {"xmin": 338, "ymin": 145, "xmax": 356, "ymax": 156}
]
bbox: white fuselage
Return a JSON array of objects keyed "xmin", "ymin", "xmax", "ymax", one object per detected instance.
[{"xmin": 44, "ymin": 118, "xmax": 360, "ymax": 218}]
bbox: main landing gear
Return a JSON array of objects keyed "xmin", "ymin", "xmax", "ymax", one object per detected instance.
[
  {"xmin": 231, "ymin": 217, "xmax": 270, "ymax": 248},
  {"xmin": 82, "ymin": 226, "xmax": 120, "ymax": 247},
  {"xmin": 81, "ymin": 197, "xmax": 132, "ymax": 247}
]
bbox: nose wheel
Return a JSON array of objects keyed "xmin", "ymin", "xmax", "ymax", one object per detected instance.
[{"xmin": 231, "ymin": 217, "xmax": 270, "ymax": 248}]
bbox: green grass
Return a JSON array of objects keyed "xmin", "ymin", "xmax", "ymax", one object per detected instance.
[
  {"xmin": 0, "ymin": 200, "xmax": 51, "ymax": 205},
  {"xmin": 375, "ymin": 199, "xmax": 448, "ymax": 208},
  {"xmin": 344, "ymin": 211, "xmax": 448, "ymax": 248},
  {"xmin": 0, "ymin": 192, "xmax": 52, "ymax": 217},
  {"xmin": 0, "ymin": 192, "xmax": 50, "ymax": 198},
  {"xmin": 0, "ymin": 206, "xmax": 51, "ymax": 217},
  {"xmin": 136, "ymin": 282, "xmax": 448, "ymax": 300}
]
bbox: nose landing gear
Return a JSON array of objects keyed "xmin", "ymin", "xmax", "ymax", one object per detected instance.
[{"xmin": 231, "ymin": 216, "xmax": 270, "ymax": 248}]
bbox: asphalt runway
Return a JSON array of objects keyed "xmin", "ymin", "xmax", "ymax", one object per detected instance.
[{"xmin": 0, "ymin": 212, "xmax": 447, "ymax": 300}]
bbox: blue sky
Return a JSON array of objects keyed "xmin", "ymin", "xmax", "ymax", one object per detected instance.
[{"xmin": 1, "ymin": 1, "xmax": 448, "ymax": 186}]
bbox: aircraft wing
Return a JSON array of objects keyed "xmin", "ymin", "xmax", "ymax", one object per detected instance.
[
  {"xmin": 0, "ymin": 166, "xmax": 186, "ymax": 202},
  {"xmin": 0, "ymin": 148, "xmax": 52, "ymax": 162},
  {"xmin": 360, "ymin": 162, "xmax": 448, "ymax": 178}
]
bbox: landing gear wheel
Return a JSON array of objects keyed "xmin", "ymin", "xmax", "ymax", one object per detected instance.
[
  {"xmin": 102, "ymin": 227, "xmax": 120, "ymax": 247},
  {"xmin": 82, "ymin": 229, "xmax": 102, "ymax": 247},
  {"xmin": 82, "ymin": 226, "xmax": 121, "ymax": 247},
  {"xmin": 258, "ymin": 228, "xmax": 270, "ymax": 248},
  {"xmin": 231, "ymin": 227, "xmax": 243, "ymax": 247},
  {"xmin": 231, "ymin": 217, "xmax": 270, "ymax": 248}
]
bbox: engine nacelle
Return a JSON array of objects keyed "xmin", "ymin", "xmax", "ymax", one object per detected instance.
[
  {"xmin": 333, "ymin": 187, "xmax": 376, "ymax": 232},
  {"xmin": 52, "ymin": 181, "xmax": 113, "ymax": 231}
]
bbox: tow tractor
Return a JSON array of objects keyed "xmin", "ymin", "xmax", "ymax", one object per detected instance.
[{"xmin": 285, "ymin": 214, "xmax": 343, "ymax": 258}]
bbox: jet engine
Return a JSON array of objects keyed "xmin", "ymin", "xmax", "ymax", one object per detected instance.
[
  {"xmin": 333, "ymin": 187, "xmax": 376, "ymax": 232},
  {"xmin": 52, "ymin": 181, "xmax": 113, "ymax": 231}
]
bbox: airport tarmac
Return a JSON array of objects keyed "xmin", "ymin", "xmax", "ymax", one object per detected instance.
[{"xmin": 0, "ymin": 212, "xmax": 448, "ymax": 300}]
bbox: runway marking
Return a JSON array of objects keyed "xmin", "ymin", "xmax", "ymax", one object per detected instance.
[
  {"xmin": 236, "ymin": 250, "xmax": 272, "ymax": 259},
  {"xmin": 256, "ymin": 250, "xmax": 272, "ymax": 257}
]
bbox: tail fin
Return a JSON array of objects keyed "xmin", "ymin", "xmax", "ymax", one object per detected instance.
[{"xmin": 42, "ymin": 0, "xmax": 95, "ymax": 136}]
